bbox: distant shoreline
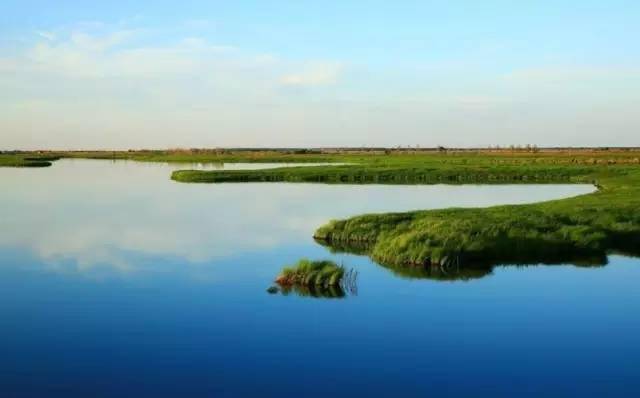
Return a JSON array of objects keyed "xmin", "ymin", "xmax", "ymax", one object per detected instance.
[{"xmin": 3, "ymin": 146, "xmax": 640, "ymax": 154}]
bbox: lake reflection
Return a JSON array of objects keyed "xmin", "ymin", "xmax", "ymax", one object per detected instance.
[
  {"xmin": 0, "ymin": 159, "xmax": 594, "ymax": 277},
  {"xmin": 2, "ymin": 159, "xmax": 640, "ymax": 397}
]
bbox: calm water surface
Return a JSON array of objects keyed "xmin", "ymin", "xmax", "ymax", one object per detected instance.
[{"xmin": 1, "ymin": 159, "xmax": 638, "ymax": 397}]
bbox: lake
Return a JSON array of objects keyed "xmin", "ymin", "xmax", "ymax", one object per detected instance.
[{"xmin": 1, "ymin": 159, "xmax": 638, "ymax": 397}]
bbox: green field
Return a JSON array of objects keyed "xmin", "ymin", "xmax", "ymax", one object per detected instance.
[{"xmin": 3, "ymin": 149, "xmax": 640, "ymax": 270}]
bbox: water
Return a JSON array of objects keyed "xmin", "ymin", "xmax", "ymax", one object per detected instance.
[{"xmin": 1, "ymin": 159, "xmax": 638, "ymax": 397}]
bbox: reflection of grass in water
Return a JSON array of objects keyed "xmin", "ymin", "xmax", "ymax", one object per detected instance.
[
  {"xmin": 271, "ymin": 259, "xmax": 357, "ymax": 298},
  {"xmin": 319, "ymin": 238, "xmax": 611, "ymax": 282},
  {"xmin": 280, "ymin": 284, "xmax": 348, "ymax": 299}
]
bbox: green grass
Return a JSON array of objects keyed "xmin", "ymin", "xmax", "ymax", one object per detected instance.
[
  {"xmin": 171, "ymin": 162, "xmax": 596, "ymax": 184},
  {"xmin": 170, "ymin": 150, "xmax": 640, "ymax": 184},
  {"xmin": 45, "ymin": 149, "xmax": 348, "ymax": 164},
  {"xmin": 276, "ymin": 259, "xmax": 347, "ymax": 287},
  {"xmin": 274, "ymin": 258, "xmax": 357, "ymax": 297},
  {"xmin": 314, "ymin": 170, "xmax": 640, "ymax": 268},
  {"xmin": 0, "ymin": 154, "xmax": 58, "ymax": 167}
]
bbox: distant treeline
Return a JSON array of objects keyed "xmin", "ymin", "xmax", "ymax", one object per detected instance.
[{"xmin": 3, "ymin": 146, "xmax": 640, "ymax": 155}]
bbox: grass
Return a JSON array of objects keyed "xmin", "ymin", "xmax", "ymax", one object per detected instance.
[
  {"xmin": 0, "ymin": 154, "xmax": 58, "ymax": 167},
  {"xmin": 170, "ymin": 150, "xmax": 640, "ymax": 184},
  {"xmin": 42, "ymin": 149, "xmax": 346, "ymax": 164},
  {"xmin": 274, "ymin": 258, "xmax": 358, "ymax": 297},
  {"xmin": 2, "ymin": 149, "xmax": 345, "ymax": 168},
  {"xmin": 314, "ymin": 170, "xmax": 640, "ymax": 268},
  {"xmin": 276, "ymin": 259, "xmax": 347, "ymax": 287}
]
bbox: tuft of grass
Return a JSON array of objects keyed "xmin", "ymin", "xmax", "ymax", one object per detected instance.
[
  {"xmin": 276, "ymin": 259, "xmax": 346, "ymax": 287},
  {"xmin": 275, "ymin": 259, "xmax": 357, "ymax": 297}
]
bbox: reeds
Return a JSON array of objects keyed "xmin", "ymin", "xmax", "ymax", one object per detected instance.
[{"xmin": 274, "ymin": 259, "xmax": 358, "ymax": 297}]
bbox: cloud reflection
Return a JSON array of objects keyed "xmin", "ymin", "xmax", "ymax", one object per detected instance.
[{"xmin": 0, "ymin": 159, "xmax": 595, "ymax": 276}]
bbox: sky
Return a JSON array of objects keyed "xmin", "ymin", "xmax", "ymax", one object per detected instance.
[{"xmin": 1, "ymin": 1, "xmax": 639, "ymax": 149}]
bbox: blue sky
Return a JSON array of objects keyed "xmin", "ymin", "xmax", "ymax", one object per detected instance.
[{"xmin": 1, "ymin": 1, "xmax": 639, "ymax": 149}]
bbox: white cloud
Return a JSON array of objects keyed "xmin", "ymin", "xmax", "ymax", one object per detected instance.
[
  {"xmin": 3, "ymin": 25, "xmax": 339, "ymax": 87},
  {"xmin": 22, "ymin": 29, "xmax": 228, "ymax": 79},
  {"xmin": 280, "ymin": 62, "xmax": 343, "ymax": 86},
  {"xmin": 0, "ymin": 23, "xmax": 352, "ymax": 148}
]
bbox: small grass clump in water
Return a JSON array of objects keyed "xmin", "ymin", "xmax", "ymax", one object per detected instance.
[
  {"xmin": 271, "ymin": 258, "xmax": 358, "ymax": 298},
  {"xmin": 276, "ymin": 259, "xmax": 346, "ymax": 287},
  {"xmin": 275, "ymin": 258, "xmax": 356, "ymax": 287}
]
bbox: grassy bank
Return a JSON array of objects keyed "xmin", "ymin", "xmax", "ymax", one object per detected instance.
[
  {"xmin": 170, "ymin": 150, "xmax": 639, "ymax": 183},
  {"xmin": 0, "ymin": 154, "xmax": 59, "ymax": 167},
  {"xmin": 171, "ymin": 163, "xmax": 597, "ymax": 184},
  {"xmin": 314, "ymin": 170, "xmax": 640, "ymax": 268},
  {"xmin": 45, "ymin": 149, "xmax": 349, "ymax": 164},
  {"xmin": 3, "ymin": 149, "xmax": 346, "ymax": 168}
]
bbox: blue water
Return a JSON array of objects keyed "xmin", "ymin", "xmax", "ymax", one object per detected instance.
[{"xmin": 1, "ymin": 159, "xmax": 637, "ymax": 397}]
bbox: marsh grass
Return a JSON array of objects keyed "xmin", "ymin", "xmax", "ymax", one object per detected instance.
[
  {"xmin": 0, "ymin": 154, "xmax": 55, "ymax": 167},
  {"xmin": 276, "ymin": 259, "xmax": 357, "ymax": 296},
  {"xmin": 314, "ymin": 173, "xmax": 640, "ymax": 268}
]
